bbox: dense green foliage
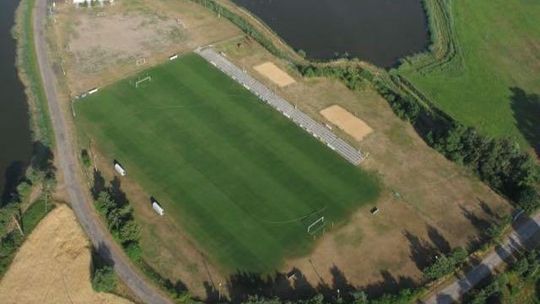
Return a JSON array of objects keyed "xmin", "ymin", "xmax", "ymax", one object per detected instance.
[
  {"xmin": 76, "ymin": 53, "xmax": 380, "ymax": 273},
  {"xmin": 398, "ymin": 0, "xmax": 540, "ymax": 150},
  {"xmin": 428, "ymin": 122, "xmax": 540, "ymax": 210},
  {"xmin": 464, "ymin": 250, "xmax": 540, "ymax": 303},
  {"xmin": 0, "ymin": 199, "xmax": 54, "ymax": 278},
  {"xmin": 95, "ymin": 190, "xmax": 140, "ymax": 248},
  {"xmin": 237, "ymin": 289, "xmax": 417, "ymax": 304},
  {"xmin": 92, "ymin": 265, "xmax": 117, "ymax": 292},
  {"xmin": 422, "ymin": 247, "xmax": 468, "ymax": 281}
]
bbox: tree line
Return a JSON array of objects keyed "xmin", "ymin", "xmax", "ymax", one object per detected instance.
[
  {"xmin": 464, "ymin": 250, "xmax": 540, "ymax": 303},
  {"xmin": 93, "ymin": 183, "xmax": 141, "ymax": 257}
]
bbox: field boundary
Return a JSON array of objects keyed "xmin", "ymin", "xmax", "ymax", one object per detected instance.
[{"xmin": 196, "ymin": 47, "xmax": 365, "ymax": 165}]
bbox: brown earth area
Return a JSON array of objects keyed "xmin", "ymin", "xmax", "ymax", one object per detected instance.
[
  {"xmin": 0, "ymin": 205, "xmax": 132, "ymax": 304},
  {"xmin": 320, "ymin": 105, "xmax": 373, "ymax": 141},
  {"xmin": 254, "ymin": 61, "xmax": 296, "ymax": 87},
  {"xmin": 215, "ymin": 38, "xmax": 512, "ymax": 295},
  {"xmin": 49, "ymin": 0, "xmax": 241, "ymax": 95}
]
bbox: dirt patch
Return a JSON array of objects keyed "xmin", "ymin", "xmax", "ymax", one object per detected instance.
[
  {"xmin": 0, "ymin": 205, "xmax": 131, "ymax": 304},
  {"xmin": 320, "ymin": 105, "xmax": 373, "ymax": 141},
  {"xmin": 254, "ymin": 62, "xmax": 296, "ymax": 87},
  {"xmin": 50, "ymin": 0, "xmax": 241, "ymax": 94}
]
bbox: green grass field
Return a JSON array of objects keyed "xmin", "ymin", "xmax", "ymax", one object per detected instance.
[
  {"xmin": 399, "ymin": 0, "xmax": 540, "ymax": 150},
  {"xmin": 76, "ymin": 53, "xmax": 379, "ymax": 273}
]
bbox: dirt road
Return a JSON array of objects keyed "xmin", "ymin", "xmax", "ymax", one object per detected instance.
[
  {"xmin": 33, "ymin": 0, "xmax": 171, "ymax": 303},
  {"xmin": 423, "ymin": 212, "xmax": 540, "ymax": 304}
]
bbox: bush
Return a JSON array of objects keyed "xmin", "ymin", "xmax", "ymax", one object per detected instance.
[
  {"xmin": 423, "ymin": 247, "xmax": 467, "ymax": 281},
  {"xmin": 92, "ymin": 265, "xmax": 117, "ymax": 292}
]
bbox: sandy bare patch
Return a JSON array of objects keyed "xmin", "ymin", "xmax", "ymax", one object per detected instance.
[
  {"xmin": 254, "ymin": 62, "xmax": 296, "ymax": 87},
  {"xmin": 0, "ymin": 205, "xmax": 131, "ymax": 304},
  {"xmin": 320, "ymin": 105, "xmax": 373, "ymax": 141},
  {"xmin": 51, "ymin": 0, "xmax": 241, "ymax": 94},
  {"xmin": 69, "ymin": 12, "xmax": 181, "ymax": 74}
]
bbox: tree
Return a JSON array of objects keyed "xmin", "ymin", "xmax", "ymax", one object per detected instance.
[
  {"xmin": 517, "ymin": 186, "xmax": 540, "ymax": 213},
  {"xmin": 95, "ymin": 191, "xmax": 115, "ymax": 216},
  {"xmin": 423, "ymin": 247, "xmax": 467, "ymax": 281},
  {"xmin": 119, "ymin": 220, "xmax": 141, "ymax": 244},
  {"xmin": 92, "ymin": 265, "xmax": 117, "ymax": 292}
]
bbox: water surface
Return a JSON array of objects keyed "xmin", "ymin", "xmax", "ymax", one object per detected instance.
[
  {"xmin": 0, "ymin": 0, "xmax": 33, "ymax": 201},
  {"xmin": 232, "ymin": 0, "xmax": 430, "ymax": 67}
]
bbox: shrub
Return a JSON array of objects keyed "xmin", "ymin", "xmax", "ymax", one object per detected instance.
[{"xmin": 92, "ymin": 265, "xmax": 117, "ymax": 292}]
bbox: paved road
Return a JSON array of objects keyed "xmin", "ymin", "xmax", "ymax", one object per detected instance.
[
  {"xmin": 196, "ymin": 47, "xmax": 365, "ymax": 165},
  {"xmin": 423, "ymin": 213, "xmax": 540, "ymax": 304},
  {"xmin": 33, "ymin": 1, "xmax": 172, "ymax": 303}
]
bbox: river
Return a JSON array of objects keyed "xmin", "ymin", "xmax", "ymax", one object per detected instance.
[
  {"xmin": 232, "ymin": 0, "xmax": 430, "ymax": 67},
  {"xmin": 0, "ymin": 0, "xmax": 33, "ymax": 201}
]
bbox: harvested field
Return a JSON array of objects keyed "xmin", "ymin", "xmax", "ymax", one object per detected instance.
[
  {"xmin": 320, "ymin": 105, "xmax": 373, "ymax": 141},
  {"xmin": 254, "ymin": 61, "xmax": 296, "ymax": 87},
  {"xmin": 0, "ymin": 205, "xmax": 131, "ymax": 304}
]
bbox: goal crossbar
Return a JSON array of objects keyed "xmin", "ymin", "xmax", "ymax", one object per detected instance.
[
  {"xmin": 307, "ymin": 216, "xmax": 325, "ymax": 234},
  {"xmin": 135, "ymin": 76, "xmax": 152, "ymax": 88}
]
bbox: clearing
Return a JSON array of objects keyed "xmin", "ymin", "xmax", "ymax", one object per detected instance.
[
  {"xmin": 49, "ymin": 0, "xmax": 241, "ymax": 94},
  {"xmin": 398, "ymin": 0, "xmax": 540, "ymax": 154},
  {"xmin": 75, "ymin": 53, "xmax": 380, "ymax": 274},
  {"xmin": 320, "ymin": 105, "xmax": 373, "ymax": 141},
  {"xmin": 0, "ymin": 205, "xmax": 131, "ymax": 304},
  {"xmin": 254, "ymin": 61, "xmax": 296, "ymax": 87}
]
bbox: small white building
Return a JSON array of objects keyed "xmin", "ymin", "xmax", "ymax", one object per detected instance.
[
  {"xmin": 152, "ymin": 201, "xmax": 165, "ymax": 216},
  {"xmin": 114, "ymin": 162, "xmax": 126, "ymax": 176}
]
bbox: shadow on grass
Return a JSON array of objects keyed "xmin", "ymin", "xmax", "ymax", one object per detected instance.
[
  {"xmin": 202, "ymin": 263, "xmax": 418, "ymax": 303},
  {"xmin": 510, "ymin": 87, "xmax": 540, "ymax": 157}
]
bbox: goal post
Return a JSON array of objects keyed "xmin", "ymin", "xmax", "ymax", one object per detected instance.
[
  {"xmin": 307, "ymin": 216, "xmax": 325, "ymax": 235},
  {"xmin": 135, "ymin": 75, "xmax": 152, "ymax": 88}
]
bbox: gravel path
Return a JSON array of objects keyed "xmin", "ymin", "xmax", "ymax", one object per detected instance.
[
  {"xmin": 33, "ymin": 1, "xmax": 172, "ymax": 303},
  {"xmin": 423, "ymin": 213, "xmax": 540, "ymax": 304}
]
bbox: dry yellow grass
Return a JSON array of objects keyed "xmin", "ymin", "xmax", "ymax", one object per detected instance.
[
  {"xmin": 253, "ymin": 61, "xmax": 296, "ymax": 87},
  {"xmin": 320, "ymin": 105, "xmax": 373, "ymax": 141},
  {"xmin": 0, "ymin": 205, "xmax": 132, "ymax": 304}
]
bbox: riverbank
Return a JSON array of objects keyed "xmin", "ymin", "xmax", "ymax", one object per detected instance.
[
  {"xmin": 13, "ymin": 0, "xmax": 52, "ymax": 145},
  {"xmin": 0, "ymin": 0, "xmax": 57, "ymax": 285}
]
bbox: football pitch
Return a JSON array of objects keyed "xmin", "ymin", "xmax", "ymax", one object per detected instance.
[{"xmin": 75, "ymin": 53, "xmax": 380, "ymax": 272}]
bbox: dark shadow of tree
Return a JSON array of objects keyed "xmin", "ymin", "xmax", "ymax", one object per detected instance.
[
  {"xmin": 459, "ymin": 205, "xmax": 493, "ymax": 251},
  {"xmin": 427, "ymin": 225, "xmax": 451, "ymax": 254},
  {"xmin": 1, "ymin": 141, "xmax": 54, "ymax": 205},
  {"xmin": 1, "ymin": 161, "xmax": 26, "ymax": 204},
  {"xmin": 403, "ymin": 230, "xmax": 438, "ymax": 271},
  {"xmin": 510, "ymin": 87, "xmax": 540, "ymax": 157},
  {"xmin": 209, "ymin": 264, "xmax": 417, "ymax": 303},
  {"xmin": 31, "ymin": 141, "xmax": 55, "ymax": 180},
  {"xmin": 108, "ymin": 176, "xmax": 128, "ymax": 207},
  {"xmin": 91, "ymin": 169, "xmax": 105, "ymax": 200}
]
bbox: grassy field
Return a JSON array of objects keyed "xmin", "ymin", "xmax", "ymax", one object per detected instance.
[
  {"xmin": 399, "ymin": 0, "xmax": 540, "ymax": 151},
  {"xmin": 75, "ymin": 53, "xmax": 379, "ymax": 273}
]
